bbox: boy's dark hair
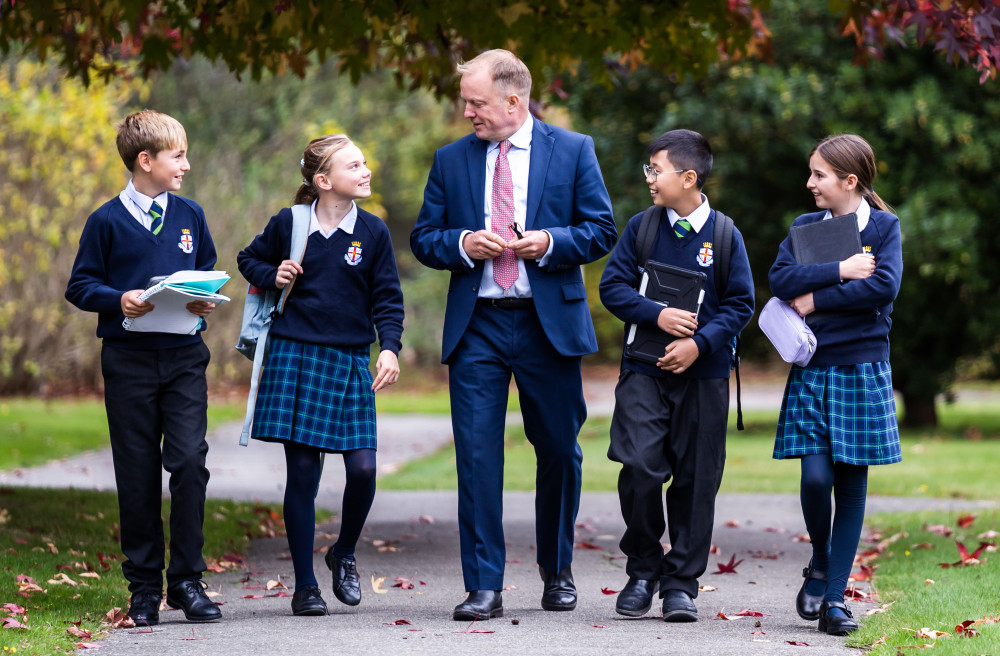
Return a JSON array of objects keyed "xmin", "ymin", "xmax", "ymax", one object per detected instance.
[{"xmin": 647, "ymin": 129, "xmax": 713, "ymax": 189}]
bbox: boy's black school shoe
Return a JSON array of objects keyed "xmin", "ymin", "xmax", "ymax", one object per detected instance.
[
  {"xmin": 127, "ymin": 590, "xmax": 162, "ymax": 626},
  {"xmin": 166, "ymin": 579, "xmax": 222, "ymax": 622},
  {"xmin": 291, "ymin": 585, "xmax": 328, "ymax": 616},
  {"xmin": 796, "ymin": 562, "xmax": 826, "ymax": 620},
  {"xmin": 661, "ymin": 589, "xmax": 698, "ymax": 622},
  {"xmin": 615, "ymin": 578, "xmax": 659, "ymax": 617},
  {"xmin": 817, "ymin": 600, "xmax": 858, "ymax": 635}
]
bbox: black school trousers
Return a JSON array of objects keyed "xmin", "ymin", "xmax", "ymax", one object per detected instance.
[
  {"xmin": 102, "ymin": 341, "xmax": 211, "ymax": 594},
  {"xmin": 607, "ymin": 369, "xmax": 728, "ymax": 598}
]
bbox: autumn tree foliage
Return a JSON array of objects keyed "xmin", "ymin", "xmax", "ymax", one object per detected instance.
[{"xmin": 1, "ymin": 1, "xmax": 996, "ymax": 94}]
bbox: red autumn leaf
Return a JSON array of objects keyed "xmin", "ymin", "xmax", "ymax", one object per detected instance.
[
  {"xmin": 67, "ymin": 626, "xmax": 93, "ymax": 639},
  {"xmin": 600, "ymin": 587, "xmax": 619, "ymax": 595},
  {"xmin": 574, "ymin": 541, "xmax": 604, "ymax": 550},
  {"xmin": 592, "ymin": 624, "xmax": 609, "ymax": 628},
  {"xmin": 786, "ymin": 640, "xmax": 810, "ymax": 646},
  {"xmin": 764, "ymin": 527, "xmax": 788, "ymax": 533},
  {"xmin": 2, "ymin": 617, "xmax": 28, "ymax": 629},
  {"xmin": 736, "ymin": 609, "xmax": 771, "ymax": 617},
  {"xmin": 3, "ymin": 603, "xmax": 25, "ymax": 615},
  {"xmin": 241, "ymin": 594, "xmax": 265, "ymax": 599},
  {"xmin": 940, "ymin": 540, "xmax": 990, "ymax": 567},
  {"xmin": 384, "ymin": 619, "xmax": 412, "ymax": 625},
  {"xmin": 725, "ymin": 520, "xmax": 740, "ymax": 528},
  {"xmin": 713, "ymin": 554, "xmax": 744, "ymax": 574},
  {"xmin": 716, "ymin": 611, "xmax": 739, "ymax": 620},
  {"xmin": 709, "ymin": 543, "xmax": 721, "ymax": 553},
  {"xmin": 267, "ymin": 591, "xmax": 292, "ymax": 598},
  {"xmin": 957, "ymin": 514, "xmax": 977, "ymax": 528},
  {"xmin": 849, "ymin": 564, "xmax": 874, "ymax": 582},
  {"xmin": 751, "ymin": 631, "xmax": 766, "ymax": 635},
  {"xmin": 75, "ymin": 643, "xmax": 102, "ymax": 649},
  {"xmin": 925, "ymin": 524, "xmax": 952, "ymax": 537},
  {"xmin": 844, "ymin": 586, "xmax": 868, "ymax": 600},
  {"xmin": 393, "ymin": 578, "xmax": 415, "ymax": 590}
]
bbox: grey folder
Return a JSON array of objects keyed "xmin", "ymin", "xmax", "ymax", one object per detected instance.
[
  {"xmin": 624, "ymin": 260, "xmax": 706, "ymax": 365},
  {"xmin": 789, "ymin": 212, "xmax": 862, "ymax": 326}
]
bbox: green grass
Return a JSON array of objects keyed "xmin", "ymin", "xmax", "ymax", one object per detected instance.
[
  {"xmin": 849, "ymin": 510, "xmax": 1000, "ymax": 654},
  {"xmin": 381, "ymin": 407, "xmax": 1000, "ymax": 499},
  {"xmin": 0, "ymin": 487, "xmax": 286, "ymax": 655}
]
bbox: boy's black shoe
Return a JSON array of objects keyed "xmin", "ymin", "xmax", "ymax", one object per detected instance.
[
  {"xmin": 324, "ymin": 551, "xmax": 361, "ymax": 606},
  {"xmin": 166, "ymin": 579, "xmax": 222, "ymax": 622},
  {"xmin": 453, "ymin": 590, "xmax": 503, "ymax": 621},
  {"xmin": 127, "ymin": 591, "xmax": 162, "ymax": 626},
  {"xmin": 661, "ymin": 589, "xmax": 698, "ymax": 622},
  {"xmin": 539, "ymin": 565, "xmax": 577, "ymax": 611},
  {"xmin": 290, "ymin": 585, "xmax": 328, "ymax": 616},
  {"xmin": 615, "ymin": 578, "xmax": 659, "ymax": 617},
  {"xmin": 818, "ymin": 600, "xmax": 858, "ymax": 635},
  {"xmin": 796, "ymin": 562, "xmax": 826, "ymax": 620}
]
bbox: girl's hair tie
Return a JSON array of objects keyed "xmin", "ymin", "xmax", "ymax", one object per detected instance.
[
  {"xmin": 302, "ymin": 178, "xmax": 311, "ymax": 186},
  {"xmin": 300, "ymin": 158, "xmax": 306, "ymax": 167}
]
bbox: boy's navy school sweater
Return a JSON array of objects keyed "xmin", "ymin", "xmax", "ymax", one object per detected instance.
[
  {"xmin": 65, "ymin": 194, "xmax": 217, "ymax": 350},
  {"xmin": 769, "ymin": 208, "xmax": 902, "ymax": 367},
  {"xmin": 237, "ymin": 206, "xmax": 404, "ymax": 355},
  {"xmin": 599, "ymin": 208, "xmax": 755, "ymax": 379}
]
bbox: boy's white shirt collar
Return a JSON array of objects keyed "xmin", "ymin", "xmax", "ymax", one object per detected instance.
[
  {"xmin": 666, "ymin": 193, "xmax": 711, "ymax": 233},
  {"xmin": 821, "ymin": 196, "xmax": 871, "ymax": 232},
  {"xmin": 309, "ymin": 198, "xmax": 357, "ymax": 238},
  {"xmin": 123, "ymin": 179, "xmax": 169, "ymax": 214},
  {"xmin": 489, "ymin": 114, "xmax": 534, "ymax": 152}
]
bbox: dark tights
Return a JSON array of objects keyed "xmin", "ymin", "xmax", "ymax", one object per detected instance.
[
  {"xmin": 799, "ymin": 454, "xmax": 868, "ymax": 613},
  {"xmin": 283, "ymin": 443, "xmax": 377, "ymax": 587}
]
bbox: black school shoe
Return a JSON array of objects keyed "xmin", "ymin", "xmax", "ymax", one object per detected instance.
[
  {"xmin": 453, "ymin": 590, "xmax": 503, "ymax": 621},
  {"xmin": 615, "ymin": 578, "xmax": 660, "ymax": 617},
  {"xmin": 127, "ymin": 590, "xmax": 162, "ymax": 626},
  {"xmin": 325, "ymin": 551, "xmax": 361, "ymax": 606},
  {"xmin": 166, "ymin": 579, "xmax": 222, "ymax": 622},
  {"xmin": 796, "ymin": 563, "xmax": 826, "ymax": 620},
  {"xmin": 661, "ymin": 589, "xmax": 698, "ymax": 622},
  {"xmin": 818, "ymin": 600, "xmax": 858, "ymax": 635},
  {"xmin": 291, "ymin": 585, "xmax": 328, "ymax": 616}
]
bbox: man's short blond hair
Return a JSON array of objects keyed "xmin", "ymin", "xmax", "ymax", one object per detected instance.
[
  {"xmin": 457, "ymin": 49, "xmax": 532, "ymax": 100},
  {"xmin": 115, "ymin": 110, "xmax": 187, "ymax": 172}
]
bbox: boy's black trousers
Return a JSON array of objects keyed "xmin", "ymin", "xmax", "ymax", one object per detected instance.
[
  {"xmin": 102, "ymin": 341, "xmax": 211, "ymax": 594},
  {"xmin": 607, "ymin": 369, "xmax": 729, "ymax": 598}
]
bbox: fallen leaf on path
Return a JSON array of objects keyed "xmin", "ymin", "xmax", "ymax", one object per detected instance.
[
  {"xmin": 698, "ymin": 585, "xmax": 717, "ymax": 592},
  {"xmin": 103, "ymin": 607, "xmax": 134, "ymax": 629},
  {"xmin": 592, "ymin": 624, "xmax": 609, "ymax": 628},
  {"xmin": 393, "ymin": 577, "xmax": 415, "ymax": 590},
  {"xmin": 763, "ymin": 527, "xmax": 788, "ymax": 533},
  {"xmin": 713, "ymin": 554, "xmax": 743, "ymax": 574},
  {"xmin": 600, "ymin": 587, "xmax": 618, "ymax": 595},
  {"xmin": 75, "ymin": 642, "xmax": 102, "ymax": 649},
  {"xmin": 848, "ymin": 564, "xmax": 874, "ymax": 582},
  {"xmin": 785, "ymin": 641, "xmax": 809, "ymax": 646},
  {"xmin": 716, "ymin": 611, "xmax": 741, "ymax": 620},
  {"xmin": 265, "ymin": 578, "xmax": 287, "ymax": 590},
  {"xmin": 242, "ymin": 594, "xmax": 265, "ymax": 599},
  {"xmin": 574, "ymin": 542, "xmax": 604, "ymax": 550},
  {"xmin": 793, "ymin": 533, "xmax": 810, "ymax": 542},
  {"xmin": 502, "ymin": 585, "xmax": 518, "ymax": 591},
  {"xmin": 372, "ymin": 575, "xmax": 388, "ymax": 594},
  {"xmin": 725, "ymin": 520, "xmax": 740, "ymax": 528},
  {"xmin": 383, "ymin": 619, "xmax": 412, "ymax": 625},
  {"xmin": 736, "ymin": 609, "xmax": 771, "ymax": 617}
]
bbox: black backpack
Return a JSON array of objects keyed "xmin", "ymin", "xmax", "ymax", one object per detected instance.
[{"xmin": 634, "ymin": 206, "xmax": 744, "ymax": 430}]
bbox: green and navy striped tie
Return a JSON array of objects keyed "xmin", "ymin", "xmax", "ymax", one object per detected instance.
[
  {"xmin": 674, "ymin": 218, "xmax": 692, "ymax": 239},
  {"xmin": 149, "ymin": 201, "xmax": 164, "ymax": 235}
]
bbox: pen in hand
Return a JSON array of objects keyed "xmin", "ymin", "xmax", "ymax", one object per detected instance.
[{"xmin": 509, "ymin": 222, "xmax": 524, "ymax": 240}]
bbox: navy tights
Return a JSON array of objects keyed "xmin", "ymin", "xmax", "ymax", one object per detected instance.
[
  {"xmin": 283, "ymin": 443, "xmax": 376, "ymax": 587},
  {"xmin": 799, "ymin": 454, "xmax": 868, "ymax": 611}
]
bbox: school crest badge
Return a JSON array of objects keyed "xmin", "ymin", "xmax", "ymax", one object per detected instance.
[
  {"xmin": 696, "ymin": 242, "xmax": 713, "ymax": 267},
  {"xmin": 345, "ymin": 241, "xmax": 363, "ymax": 266},
  {"xmin": 178, "ymin": 229, "xmax": 194, "ymax": 254}
]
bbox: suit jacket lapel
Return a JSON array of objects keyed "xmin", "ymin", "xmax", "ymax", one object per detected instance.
[
  {"xmin": 526, "ymin": 121, "xmax": 553, "ymax": 229},
  {"xmin": 465, "ymin": 136, "xmax": 488, "ymax": 229}
]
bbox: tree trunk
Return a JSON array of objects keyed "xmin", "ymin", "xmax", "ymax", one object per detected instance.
[{"xmin": 900, "ymin": 390, "xmax": 938, "ymax": 429}]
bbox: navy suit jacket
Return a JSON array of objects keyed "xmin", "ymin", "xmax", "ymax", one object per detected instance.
[{"xmin": 410, "ymin": 120, "xmax": 617, "ymax": 362}]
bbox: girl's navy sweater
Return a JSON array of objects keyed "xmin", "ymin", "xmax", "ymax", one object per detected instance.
[
  {"xmin": 238, "ymin": 207, "xmax": 404, "ymax": 354},
  {"xmin": 768, "ymin": 209, "xmax": 902, "ymax": 366},
  {"xmin": 65, "ymin": 195, "xmax": 217, "ymax": 350},
  {"xmin": 599, "ymin": 209, "xmax": 756, "ymax": 379}
]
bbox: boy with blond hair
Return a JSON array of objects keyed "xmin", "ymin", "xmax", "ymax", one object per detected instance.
[{"xmin": 66, "ymin": 109, "xmax": 221, "ymax": 626}]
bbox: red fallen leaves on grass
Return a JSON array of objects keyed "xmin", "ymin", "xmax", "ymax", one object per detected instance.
[
  {"xmin": 848, "ymin": 564, "xmax": 875, "ymax": 582},
  {"xmin": 75, "ymin": 642, "xmax": 102, "ymax": 649},
  {"xmin": 2, "ymin": 616, "xmax": 28, "ymax": 629},
  {"xmin": 954, "ymin": 620, "xmax": 980, "ymax": 637},
  {"xmin": 956, "ymin": 513, "xmax": 977, "ymax": 528},
  {"xmin": 713, "ymin": 554, "xmax": 743, "ymax": 574},
  {"xmin": 103, "ymin": 607, "xmax": 135, "ymax": 629},
  {"xmin": 938, "ymin": 540, "xmax": 990, "ymax": 568},
  {"xmin": 600, "ymin": 587, "xmax": 618, "ymax": 595},
  {"xmin": 924, "ymin": 524, "xmax": 952, "ymax": 537},
  {"xmin": 67, "ymin": 626, "xmax": 93, "ymax": 639}
]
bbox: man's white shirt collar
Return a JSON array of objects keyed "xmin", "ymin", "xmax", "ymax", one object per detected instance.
[
  {"xmin": 666, "ymin": 194, "xmax": 711, "ymax": 233},
  {"xmin": 309, "ymin": 199, "xmax": 357, "ymax": 238},
  {"xmin": 489, "ymin": 115, "xmax": 534, "ymax": 153}
]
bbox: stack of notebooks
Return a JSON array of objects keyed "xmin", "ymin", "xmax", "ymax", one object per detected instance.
[{"xmin": 123, "ymin": 270, "xmax": 230, "ymax": 335}]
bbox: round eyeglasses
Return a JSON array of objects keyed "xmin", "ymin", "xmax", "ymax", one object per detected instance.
[{"xmin": 643, "ymin": 164, "xmax": 686, "ymax": 180}]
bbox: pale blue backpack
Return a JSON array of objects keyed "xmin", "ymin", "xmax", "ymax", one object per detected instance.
[{"xmin": 237, "ymin": 205, "xmax": 310, "ymax": 446}]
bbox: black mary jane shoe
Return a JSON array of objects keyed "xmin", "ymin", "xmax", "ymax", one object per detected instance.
[
  {"xmin": 291, "ymin": 585, "xmax": 328, "ymax": 616},
  {"xmin": 453, "ymin": 590, "xmax": 503, "ymax": 621},
  {"xmin": 615, "ymin": 578, "xmax": 660, "ymax": 617},
  {"xmin": 325, "ymin": 551, "xmax": 361, "ymax": 606},
  {"xmin": 796, "ymin": 563, "xmax": 827, "ymax": 621},
  {"xmin": 818, "ymin": 600, "xmax": 858, "ymax": 636}
]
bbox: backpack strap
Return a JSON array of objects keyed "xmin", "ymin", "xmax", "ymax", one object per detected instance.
[
  {"xmin": 712, "ymin": 210, "xmax": 743, "ymax": 430},
  {"xmin": 275, "ymin": 204, "xmax": 311, "ymax": 314},
  {"xmin": 636, "ymin": 205, "xmax": 664, "ymax": 269}
]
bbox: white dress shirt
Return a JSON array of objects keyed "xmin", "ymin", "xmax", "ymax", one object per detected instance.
[{"xmin": 119, "ymin": 179, "xmax": 169, "ymax": 230}]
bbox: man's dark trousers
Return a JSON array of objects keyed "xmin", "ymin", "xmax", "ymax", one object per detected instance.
[
  {"xmin": 449, "ymin": 303, "xmax": 586, "ymax": 592},
  {"xmin": 102, "ymin": 341, "xmax": 211, "ymax": 593}
]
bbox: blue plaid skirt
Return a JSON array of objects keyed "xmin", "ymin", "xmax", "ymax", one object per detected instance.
[
  {"xmin": 252, "ymin": 337, "xmax": 376, "ymax": 452},
  {"xmin": 773, "ymin": 361, "xmax": 901, "ymax": 466}
]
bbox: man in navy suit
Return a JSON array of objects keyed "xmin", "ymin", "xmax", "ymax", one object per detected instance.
[{"xmin": 410, "ymin": 49, "xmax": 617, "ymax": 621}]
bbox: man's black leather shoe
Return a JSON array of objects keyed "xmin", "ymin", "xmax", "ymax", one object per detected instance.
[
  {"xmin": 615, "ymin": 578, "xmax": 659, "ymax": 617},
  {"xmin": 166, "ymin": 579, "xmax": 222, "ymax": 622},
  {"xmin": 291, "ymin": 585, "xmax": 328, "ymax": 616},
  {"xmin": 539, "ymin": 565, "xmax": 577, "ymax": 611},
  {"xmin": 127, "ymin": 591, "xmax": 161, "ymax": 626},
  {"xmin": 818, "ymin": 600, "xmax": 858, "ymax": 635},
  {"xmin": 325, "ymin": 551, "xmax": 361, "ymax": 606},
  {"xmin": 796, "ymin": 563, "xmax": 826, "ymax": 621},
  {"xmin": 453, "ymin": 590, "xmax": 503, "ymax": 621},
  {"xmin": 661, "ymin": 589, "xmax": 698, "ymax": 622}
]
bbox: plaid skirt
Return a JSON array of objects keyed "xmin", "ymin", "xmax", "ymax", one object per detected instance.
[
  {"xmin": 773, "ymin": 361, "xmax": 901, "ymax": 466},
  {"xmin": 252, "ymin": 337, "xmax": 376, "ymax": 453}
]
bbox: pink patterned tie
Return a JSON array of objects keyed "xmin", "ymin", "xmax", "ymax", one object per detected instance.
[{"xmin": 491, "ymin": 140, "xmax": 519, "ymax": 290}]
